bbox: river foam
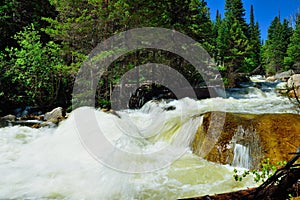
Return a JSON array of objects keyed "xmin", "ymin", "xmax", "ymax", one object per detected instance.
[
  {"xmin": 0, "ymin": 96, "xmax": 269, "ymax": 199},
  {"xmin": 2, "ymin": 79, "xmax": 300, "ymax": 199}
]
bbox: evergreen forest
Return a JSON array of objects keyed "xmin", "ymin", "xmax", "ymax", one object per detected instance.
[{"xmin": 0, "ymin": 0, "xmax": 300, "ymax": 112}]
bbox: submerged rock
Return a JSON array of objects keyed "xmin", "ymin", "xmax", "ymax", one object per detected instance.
[{"xmin": 192, "ymin": 112, "xmax": 300, "ymax": 169}]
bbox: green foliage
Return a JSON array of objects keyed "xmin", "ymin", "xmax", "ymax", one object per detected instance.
[
  {"xmin": 97, "ymin": 99, "xmax": 111, "ymax": 108},
  {"xmin": 233, "ymin": 158, "xmax": 287, "ymax": 183},
  {"xmin": 0, "ymin": 0, "xmax": 299, "ymax": 110},
  {"xmin": 211, "ymin": 10, "xmax": 222, "ymax": 64},
  {"xmin": 215, "ymin": 0, "xmax": 251, "ymax": 86},
  {"xmin": 262, "ymin": 17, "xmax": 293, "ymax": 74},
  {"xmin": 43, "ymin": 0, "xmax": 214, "ymax": 107},
  {"xmin": 246, "ymin": 5, "xmax": 261, "ymax": 72},
  {"xmin": 0, "ymin": 0, "xmax": 56, "ymax": 51},
  {"xmin": 3, "ymin": 24, "xmax": 67, "ymax": 107},
  {"xmin": 285, "ymin": 14, "xmax": 300, "ymax": 71}
]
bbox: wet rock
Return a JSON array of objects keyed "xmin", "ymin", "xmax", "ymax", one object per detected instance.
[
  {"xmin": 287, "ymin": 74, "xmax": 300, "ymax": 89},
  {"xmin": 276, "ymin": 82, "xmax": 288, "ymax": 90},
  {"xmin": 192, "ymin": 112, "xmax": 300, "ymax": 169},
  {"xmin": 1, "ymin": 114, "xmax": 16, "ymax": 121},
  {"xmin": 266, "ymin": 76, "xmax": 276, "ymax": 82},
  {"xmin": 44, "ymin": 107, "xmax": 65, "ymax": 124},
  {"xmin": 19, "ymin": 115, "xmax": 42, "ymax": 121},
  {"xmin": 275, "ymin": 82, "xmax": 288, "ymax": 95},
  {"xmin": 163, "ymin": 106, "xmax": 176, "ymax": 111},
  {"xmin": 274, "ymin": 70, "xmax": 294, "ymax": 82},
  {"xmin": 284, "ymin": 74, "xmax": 300, "ymax": 98},
  {"xmin": 288, "ymin": 88, "xmax": 300, "ymax": 98},
  {"xmin": 0, "ymin": 114, "xmax": 16, "ymax": 127},
  {"xmin": 128, "ymin": 83, "xmax": 177, "ymax": 109}
]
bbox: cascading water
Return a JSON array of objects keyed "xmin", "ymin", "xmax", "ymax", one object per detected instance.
[
  {"xmin": 229, "ymin": 125, "xmax": 263, "ymax": 169},
  {"xmin": 232, "ymin": 144, "xmax": 251, "ymax": 169},
  {"xmin": 0, "ymin": 98, "xmax": 259, "ymax": 199},
  {"xmin": 0, "ymin": 79, "xmax": 298, "ymax": 199}
]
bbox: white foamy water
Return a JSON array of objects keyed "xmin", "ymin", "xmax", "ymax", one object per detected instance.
[
  {"xmin": 232, "ymin": 144, "xmax": 251, "ymax": 169},
  {"xmin": 0, "ymin": 87, "xmax": 298, "ymax": 199}
]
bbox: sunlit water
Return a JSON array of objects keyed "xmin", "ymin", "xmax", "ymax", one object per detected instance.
[{"xmin": 0, "ymin": 83, "xmax": 298, "ymax": 199}]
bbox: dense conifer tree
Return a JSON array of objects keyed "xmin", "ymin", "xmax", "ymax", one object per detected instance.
[
  {"xmin": 245, "ymin": 5, "xmax": 261, "ymax": 72},
  {"xmin": 212, "ymin": 10, "xmax": 222, "ymax": 64},
  {"xmin": 216, "ymin": 0, "xmax": 250, "ymax": 87},
  {"xmin": 263, "ymin": 16, "xmax": 293, "ymax": 74},
  {"xmin": 285, "ymin": 14, "xmax": 300, "ymax": 71}
]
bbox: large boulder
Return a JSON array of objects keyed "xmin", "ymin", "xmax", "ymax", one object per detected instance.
[
  {"xmin": 287, "ymin": 74, "xmax": 300, "ymax": 89},
  {"xmin": 274, "ymin": 70, "xmax": 294, "ymax": 82},
  {"xmin": 286, "ymin": 74, "xmax": 300, "ymax": 98},
  {"xmin": 44, "ymin": 107, "xmax": 65, "ymax": 124},
  {"xmin": 1, "ymin": 114, "xmax": 16, "ymax": 121},
  {"xmin": 192, "ymin": 112, "xmax": 300, "ymax": 169},
  {"xmin": 0, "ymin": 114, "xmax": 16, "ymax": 127}
]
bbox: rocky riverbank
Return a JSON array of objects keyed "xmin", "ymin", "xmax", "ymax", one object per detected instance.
[{"xmin": 0, "ymin": 107, "xmax": 66, "ymax": 128}]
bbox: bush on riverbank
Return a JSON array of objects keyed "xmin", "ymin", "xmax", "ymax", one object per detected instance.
[{"xmin": 0, "ymin": 24, "xmax": 76, "ymax": 112}]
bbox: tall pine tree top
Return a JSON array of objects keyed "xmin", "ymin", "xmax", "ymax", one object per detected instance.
[
  {"xmin": 224, "ymin": 0, "xmax": 248, "ymax": 33},
  {"xmin": 246, "ymin": 4, "xmax": 261, "ymax": 72}
]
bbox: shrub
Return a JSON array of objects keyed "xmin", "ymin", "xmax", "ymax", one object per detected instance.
[{"xmin": 3, "ymin": 24, "xmax": 67, "ymax": 108}]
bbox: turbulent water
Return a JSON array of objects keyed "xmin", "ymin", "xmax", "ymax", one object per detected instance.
[{"xmin": 0, "ymin": 81, "xmax": 299, "ymax": 199}]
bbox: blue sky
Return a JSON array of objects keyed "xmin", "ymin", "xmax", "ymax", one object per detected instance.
[{"xmin": 206, "ymin": 0, "xmax": 300, "ymax": 41}]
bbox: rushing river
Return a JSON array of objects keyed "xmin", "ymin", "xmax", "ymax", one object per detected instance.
[{"xmin": 0, "ymin": 80, "xmax": 299, "ymax": 199}]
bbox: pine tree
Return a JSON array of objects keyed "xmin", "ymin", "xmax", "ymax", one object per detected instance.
[
  {"xmin": 224, "ymin": 0, "xmax": 248, "ymax": 33},
  {"xmin": 44, "ymin": 0, "xmax": 215, "ymax": 106},
  {"xmin": 285, "ymin": 14, "xmax": 300, "ymax": 71},
  {"xmin": 212, "ymin": 10, "xmax": 222, "ymax": 64},
  {"xmin": 263, "ymin": 16, "xmax": 293, "ymax": 74},
  {"xmin": 216, "ymin": 0, "xmax": 249, "ymax": 87},
  {"xmin": 245, "ymin": 5, "xmax": 261, "ymax": 72},
  {"xmin": 45, "ymin": 0, "xmax": 213, "ymax": 55}
]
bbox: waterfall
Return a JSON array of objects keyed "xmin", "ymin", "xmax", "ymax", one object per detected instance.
[
  {"xmin": 229, "ymin": 125, "xmax": 263, "ymax": 169},
  {"xmin": 232, "ymin": 144, "xmax": 251, "ymax": 169}
]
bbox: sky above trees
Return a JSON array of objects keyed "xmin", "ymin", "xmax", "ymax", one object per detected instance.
[{"xmin": 207, "ymin": 0, "xmax": 300, "ymax": 40}]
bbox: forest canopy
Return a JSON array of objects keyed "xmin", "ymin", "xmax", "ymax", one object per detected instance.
[{"xmin": 0, "ymin": 0, "xmax": 300, "ymax": 112}]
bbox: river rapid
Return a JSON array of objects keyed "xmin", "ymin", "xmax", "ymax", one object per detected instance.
[{"xmin": 0, "ymin": 80, "xmax": 299, "ymax": 199}]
